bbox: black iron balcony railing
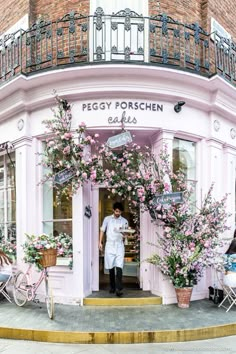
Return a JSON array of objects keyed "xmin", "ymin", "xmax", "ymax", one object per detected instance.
[{"xmin": 0, "ymin": 7, "xmax": 235, "ymax": 86}]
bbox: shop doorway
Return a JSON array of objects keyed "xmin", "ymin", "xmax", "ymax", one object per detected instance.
[{"xmin": 99, "ymin": 188, "xmax": 140, "ymax": 290}]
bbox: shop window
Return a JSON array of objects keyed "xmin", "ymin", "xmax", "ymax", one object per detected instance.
[
  {"xmin": 42, "ymin": 166, "xmax": 72, "ymax": 239},
  {"xmin": 173, "ymin": 138, "xmax": 196, "ymax": 205},
  {"xmin": 0, "ymin": 153, "xmax": 16, "ymax": 244}
]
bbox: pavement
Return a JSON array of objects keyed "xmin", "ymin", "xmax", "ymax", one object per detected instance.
[{"xmin": 1, "ymin": 294, "xmax": 236, "ymax": 344}]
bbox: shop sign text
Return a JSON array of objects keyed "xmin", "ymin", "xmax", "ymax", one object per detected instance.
[{"xmin": 81, "ymin": 100, "xmax": 164, "ymax": 125}]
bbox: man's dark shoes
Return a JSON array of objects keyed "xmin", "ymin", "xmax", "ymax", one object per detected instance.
[
  {"xmin": 116, "ymin": 290, "xmax": 123, "ymax": 297},
  {"xmin": 109, "ymin": 289, "xmax": 116, "ymax": 294}
]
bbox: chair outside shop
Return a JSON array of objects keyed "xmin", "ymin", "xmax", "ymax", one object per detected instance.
[
  {"xmin": 0, "ymin": 276, "xmax": 12, "ymax": 303},
  {"xmin": 216, "ymin": 270, "xmax": 236, "ymax": 312}
]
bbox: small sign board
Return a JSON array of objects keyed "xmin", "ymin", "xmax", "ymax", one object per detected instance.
[
  {"xmin": 107, "ymin": 131, "xmax": 132, "ymax": 149},
  {"xmin": 152, "ymin": 192, "xmax": 183, "ymax": 206},
  {"xmin": 84, "ymin": 205, "xmax": 92, "ymax": 219},
  {"xmin": 54, "ymin": 168, "xmax": 76, "ymax": 185}
]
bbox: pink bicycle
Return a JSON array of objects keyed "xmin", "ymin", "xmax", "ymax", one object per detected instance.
[{"xmin": 13, "ymin": 264, "xmax": 54, "ymax": 319}]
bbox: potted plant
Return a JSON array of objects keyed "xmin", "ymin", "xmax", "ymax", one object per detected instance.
[
  {"xmin": 23, "ymin": 234, "xmax": 57, "ymax": 270},
  {"xmin": 146, "ymin": 183, "xmax": 229, "ymax": 308}
]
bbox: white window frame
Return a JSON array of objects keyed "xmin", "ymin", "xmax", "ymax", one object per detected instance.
[{"xmin": 0, "ymin": 152, "xmax": 16, "ymax": 242}]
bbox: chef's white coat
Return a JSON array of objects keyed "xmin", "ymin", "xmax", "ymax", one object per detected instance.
[{"xmin": 100, "ymin": 214, "xmax": 128, "ymax": 269}]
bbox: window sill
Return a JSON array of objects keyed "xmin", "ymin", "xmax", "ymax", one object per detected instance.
[{"xmin": 56, "ymin": 257, "xmax": 72, "ymax": 266}]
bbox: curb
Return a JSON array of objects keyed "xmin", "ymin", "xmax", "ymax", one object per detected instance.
[{"xmin": 1, "ymin": 323, "xmax": 236, "ymax": 344}]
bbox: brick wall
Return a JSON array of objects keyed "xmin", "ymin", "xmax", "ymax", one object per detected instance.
[
  {"xmin": 0, "ymin": 0, "xmax": 29, "ymax": 34},
  {"xmin": 0, "ymin": 0, "xmax": 90, "ymax": 34},
  {"xmin": 30, "ymin": 0, "xmax": 90, "ymax": 25},
  {"xmin": 207, "ymin": 0, "xmax": 236, "ymax": 41},
  {"xmin": 149, "ymin": 0, "xmax": 236, "ymax": 41},
  {"xmin": 149, "ymin": 0, "xmax": 203, "ymax": 27}
]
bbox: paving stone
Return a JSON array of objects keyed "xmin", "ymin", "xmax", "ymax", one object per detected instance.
[{"xmin": 0, "ymin": 299, "xmax": 235, "ymax": 332}]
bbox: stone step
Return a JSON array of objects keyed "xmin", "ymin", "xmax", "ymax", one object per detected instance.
[{"xmin": 84, "ymin": 291, "xmax": 162, "ymax": 306}]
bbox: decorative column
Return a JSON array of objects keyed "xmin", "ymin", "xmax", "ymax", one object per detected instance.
[
  {"xmin": 91, "ymin": 185, "xmax": 99, "ymax": 291},
  {"xmin": 222, "ymin": 144, "xmax": 236, "ymax": 237},
  {"xmin": 71, "ymin": 188, "xmax": 84, "ymax": 303},
  {"xmin": 205, "ymin": 139, "xmax": 224, "ymax": 199},
  {"xmin": 199, "ymin": 138, "xmax": 225, "ymax": 299}
]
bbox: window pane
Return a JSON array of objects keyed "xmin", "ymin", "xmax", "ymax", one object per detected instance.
[
  {"xmin": 0, "ymin": 223, "xmax": 4, "ymax": 242},
  {"xmin": 0, "ymin": 153, "xmax": 16, "ymax": 247},
  {"xmin": 173, "ymin": 138, "xmax": 196, "ymax": 209},
  {"xmin": 43, "ymin": 221, "xmax": 72, "ymax": 237},
  {"xmin": 7, "ymin": 188, "xmax": 16, "ymax": 222},
  {"xmin": 0, "ymin": 159, "xmax": 4, "ymax": 188},
  {"xmin": 7, "ymin": 223, "xmax": 16, "ymax": 243},
  {"xmin": 43, "ymin": 181, "xmax": 53, "ymax": 221},
  {"xmin": 53, "ymin": 189, "xmax": 72, "ymax": 219},
  {"xmin": 6, "ymin": 153, "xmax": 15, "ymax": 188},
  {"xmin": 53, "ymin": 221, "xmax": 72, "ymax": 236},
  {"xmin": 173, "ymin": 139, "xmax": 196, "ymax": 180},
  {"xmin": 0, "ymin": 190, "xmax": 4, "ymax": 223}
]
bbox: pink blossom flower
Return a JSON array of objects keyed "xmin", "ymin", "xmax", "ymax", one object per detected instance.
[
  {"xmin": 63, "ymin": 146, "xmax": 71, "ymax": 155},
  {"xmin": 47, "ymin": 141, "xmax": 55, "ymax": 147}
]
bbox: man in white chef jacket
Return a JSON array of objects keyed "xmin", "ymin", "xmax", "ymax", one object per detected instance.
[{"xmin": 99, "ymin": 202, "xmax": 128, "ymax": 297}]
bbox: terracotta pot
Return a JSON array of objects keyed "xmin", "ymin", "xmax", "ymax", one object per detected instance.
[{"xmin": 175, "ymin": 287, "xmax": 193, "ymax": 308}]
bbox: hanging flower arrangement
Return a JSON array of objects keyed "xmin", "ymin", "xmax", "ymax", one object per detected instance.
[{"xmin": 40, "ymin": 94, "xmax": 103, "ymax": 198}]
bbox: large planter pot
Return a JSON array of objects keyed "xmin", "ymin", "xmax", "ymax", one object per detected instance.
[{"xmin": 175, "ymin": 287, "xmax": 193, "ymax": 308}]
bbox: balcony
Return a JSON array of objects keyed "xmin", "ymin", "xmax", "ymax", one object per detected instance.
[{"xmin": 0, "ymin": 7, "xmax": 235, "ymax": 87}]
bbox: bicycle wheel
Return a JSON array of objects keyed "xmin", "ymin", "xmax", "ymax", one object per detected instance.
[
  {"xmin": 45, "ymin": 276, "xmax": 54, "ymax": 319},
  {"xmin": 13, "ymin": 271, "xmax": 28, "ymax": 306}
]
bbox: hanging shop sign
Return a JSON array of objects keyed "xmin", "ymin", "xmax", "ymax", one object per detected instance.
[
  {"xmin": 150, "ymin": 192, "xmax": 183, "ymax": 220},
  {"xmin": 152, "ymin": 192, "xmax": 183, "ymax": 206},
  {"xmin": 107, "ymin": 131, "xmax": 133, "ymax": 149},
  {"xmin": 54, "ymin": 168, "xmax": 76, "ymax": 185}
]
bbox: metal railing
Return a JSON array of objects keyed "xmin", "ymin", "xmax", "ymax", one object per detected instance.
[{"xmin": 0, "ymin": 7, "xmax": 235, "ymax": 86}]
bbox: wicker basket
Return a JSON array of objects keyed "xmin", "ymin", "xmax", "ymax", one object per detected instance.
[{"xmin": 38, "ymin": 248, "xmax": 57, "ymax": 268}]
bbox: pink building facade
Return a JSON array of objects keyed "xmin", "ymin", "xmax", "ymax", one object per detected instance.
[{"xmin": 0, "ymin": 2, "xmax": 236, "ymax": 305}]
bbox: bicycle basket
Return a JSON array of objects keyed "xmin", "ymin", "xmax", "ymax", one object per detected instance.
[{"xmin": 38, "ymin": 249, "xmax": 57, "ymax": 268}]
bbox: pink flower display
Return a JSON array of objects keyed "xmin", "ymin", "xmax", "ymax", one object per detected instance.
[
  {"xmin": 146, "ymin": 183, "xmax": 230, "ymax": 287},
  {"xmin": 40, "ymin": 96, "xmax": 230, "ymax": 284}
]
